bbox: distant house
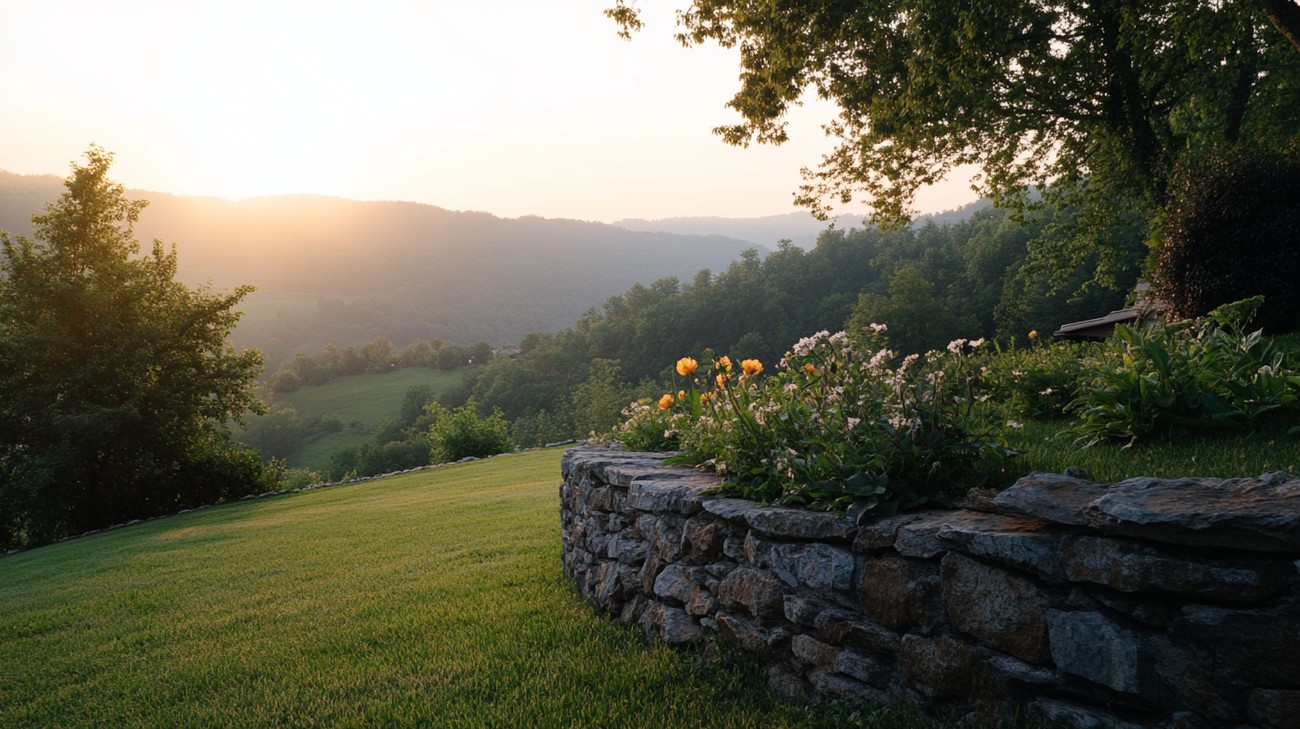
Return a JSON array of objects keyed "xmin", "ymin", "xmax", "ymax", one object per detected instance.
[
  {"xmin": 1052, "ymin": 283, "xmax": 1160, "ymax": 340},
  {"xmin": 1052, "ymin": 307, "xmax": 1142, "ymax": 340}
]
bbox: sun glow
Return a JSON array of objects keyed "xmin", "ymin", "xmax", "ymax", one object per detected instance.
[{"xmin": 0, "ymin": 1, "xmax": 978, "ymax": 220}]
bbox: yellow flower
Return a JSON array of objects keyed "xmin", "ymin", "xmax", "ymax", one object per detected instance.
[
  {"xmin": 1028, "ymin": 330, "xmax": 1039, "ymax": 340},
  {"xmin": 700, "ymin": 393, "xmax": 711, "ymax": 405},
  {"xmin": 678, "ymin": 390, "xmax": 686, "ymax": 401},
  {"xmin": 741, "ymin": 359, "xmax": 763, "ymax": 376},
  {"xmin": 716, "ymin": 373, "xmax": 728, "ymax": 389},
  {"xmin": 658, "ymin": 393, "xmax": 674, "ymax": 410},
  {"xmin": 716, "ymin": 355, "xmax": 732, "ymax": 372},
  {"xmin": 676, "ymin": 357, "xmax": 699, "ymax": 376},
  {"xmin": 802, "ymin": 363, "xmax": 819, "ymax": 376}
]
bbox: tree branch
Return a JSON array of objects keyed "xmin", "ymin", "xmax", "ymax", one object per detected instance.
[{"xmin": 1254, "ymin": 0, "xmax": 1300, "ymax": 52}]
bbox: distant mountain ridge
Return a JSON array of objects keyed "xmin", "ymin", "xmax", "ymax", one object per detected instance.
[
  {"xmin": 613, "ymin": 200, "xmax": 992, "ymax": 249},
  {"xmin": 0, "ymin": 170, "xmax": 764, "ymax": 369},
  {"xmin": 1, "ymin": 169, "xmax": 991, "ymax": 371}
]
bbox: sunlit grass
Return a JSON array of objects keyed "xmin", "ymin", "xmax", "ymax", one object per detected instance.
[
  {"xmin": 0, "ymin": 448, "xmax": 952, "ymax": 729},
  {"xmin": 1003, "ymin": 416, "xmax": 1300, "ymax": 483}
]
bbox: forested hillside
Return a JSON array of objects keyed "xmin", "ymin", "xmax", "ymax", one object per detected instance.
[
  {"xmin": 0, "ymin": 171, "xmax": 765, "ymax": 371},
  {"xmin": 432, "ymin": 202, "xmax": 1143, "ymax": 448}
]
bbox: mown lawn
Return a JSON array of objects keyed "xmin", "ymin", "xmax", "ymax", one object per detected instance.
[{"xmin": 0, "ymin": 448, "xmax": 940, "ymax": 729}]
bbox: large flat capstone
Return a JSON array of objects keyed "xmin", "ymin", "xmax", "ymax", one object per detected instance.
[
  {"xmin": 993, "ymin": 471, "xmax": 1300, "ymax": 554},
  {"xmin": 1084, "ymin": 473, "xmax": 1300, "ymax": 553}
]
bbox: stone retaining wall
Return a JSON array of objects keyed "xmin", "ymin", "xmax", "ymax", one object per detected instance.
[{"xmin": 559, "ymin": 445, "xmax": 1300, "ymax": 729}]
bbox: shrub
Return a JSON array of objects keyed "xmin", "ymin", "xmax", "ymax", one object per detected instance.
[
  {"xmin": 426, "ymin": 398, "xmax": 514, "ymax": 462},
  {"xmin": 1150, "ymin": 146, "xmax": 1300, "ymax": 333},
  {"xmin": 1070, "ymin": 297, "xmax": 1300, "ymax": 445},
  {"xmin": 603, "ymin": 398, "xmax": 681, "ymax": 452},
  {"xmin": 509, "ymin": 409, "xmax": 574, "ymax": 448},
  {"xmin": 632, "ymin": 329, "xmax": 1015, "ymax": 518},
  {"xmin": 976, "ymin": 339, "xmax": 1099, "ymax": 419},
  {"xmin": 270, "ymin": 368, "xmax": 302, "ymax": 394}
]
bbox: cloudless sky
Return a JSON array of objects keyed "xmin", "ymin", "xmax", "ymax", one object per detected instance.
[{"xmin": 1, "ymin": 0, "xmax": 977, "ymax": 222}]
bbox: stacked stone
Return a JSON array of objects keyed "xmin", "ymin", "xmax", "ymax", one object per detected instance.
[{"xmin": 559, "ymin": 445, "xmax": 1300, "ymax": 729}]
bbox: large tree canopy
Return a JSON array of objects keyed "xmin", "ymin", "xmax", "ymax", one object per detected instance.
[
  {"xmin": 609, "ymin": 0, "xmax": 1300, "ymax": 226},
  {"xmin": 0, "ymin": 148, "xmax": 266, "ymax": 547}
]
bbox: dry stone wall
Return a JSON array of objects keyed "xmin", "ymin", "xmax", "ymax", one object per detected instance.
[{"xmin": 559, "ymin": 445, "xmax": 1300, "ymax": 729}]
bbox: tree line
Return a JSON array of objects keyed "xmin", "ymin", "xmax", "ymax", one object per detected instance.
[{"xmin": 267, "ymin": 337, "xmax": 493, "ymax": 393}]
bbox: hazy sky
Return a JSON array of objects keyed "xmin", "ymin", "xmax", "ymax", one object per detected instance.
[{"xmin": 1, "ymin": 0, "xmax": 977, "ymax": 222}]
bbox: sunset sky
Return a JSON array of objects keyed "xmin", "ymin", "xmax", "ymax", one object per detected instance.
[{"xmin": 1, "ymin": 0, "xmax": 977, "ymax": 223}]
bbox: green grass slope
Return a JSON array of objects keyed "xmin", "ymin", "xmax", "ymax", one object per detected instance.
[
  {"xmin": 0, "ymin": 449, "xmax": 939, "ymax": 728},
  {"xmin": 266, "ymin": 367, "xmax": 467, "ymax": 470},
  {"xmin": 276, "ymin": 367, "xmax": 466, "ymax": 430}
]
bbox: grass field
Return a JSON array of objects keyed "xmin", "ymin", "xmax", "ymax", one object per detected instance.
[
  {"xmin": 0, "ymin": 448, "xmax": 943, "ymax": 729},
  {"xmin": 268, "ymin": 367, "xmax": 467, "ymax": 470},
  {"xmin": 276, "ymin": 367, "xmax": 467, "ymax": 432}
]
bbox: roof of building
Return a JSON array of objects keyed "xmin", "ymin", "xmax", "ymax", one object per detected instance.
[{"xmin": 1052, "ymin": 307, "xmax": 1141, "ymax": 339}]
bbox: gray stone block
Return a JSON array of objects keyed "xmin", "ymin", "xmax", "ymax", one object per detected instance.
[
  {"xmin": 941, "ymin": 553, "xmax": 1049, "ymax": 663},
  {"xmin": 1047, "ymin": 609, "xmax": 1142, "ymax": 694},
  {"xmin": 746, "ymin": 506, "xmax": 856, "ymax": 542}
]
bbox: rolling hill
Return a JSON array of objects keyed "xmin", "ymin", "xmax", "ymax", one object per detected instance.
[{"xmin": 0, "ymin": 170, "xmax": 765, "ymax": 370}]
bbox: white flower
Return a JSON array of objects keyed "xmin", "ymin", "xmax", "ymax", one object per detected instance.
[
  {"xmin": 791, "ymin": 334, "xmax": 819, "ymax": 357},
  {"xmin": 1040, "ymin": 387, "xmax": 1054, "ymax": 395},
  {"xmin": 946, "ymin": 338, "xmax": 968, "ymax": 354},
  {"xmin": 868, "ymin": 348, "xmax": 893, "ymax": 372},
  {"xmin": 1006, "ymin": 419, "xmax": 1024, "ymax": 430},
  {"xmin": 867, "ymin": 323, "xmax": 887, "ymax": 334},
  {"xmin": 969, "ymin": 338, "xmax": 985, "ymax": 349}
]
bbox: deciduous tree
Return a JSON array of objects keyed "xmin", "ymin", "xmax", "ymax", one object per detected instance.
[
  {"xmin": 0, "ymin": 147, "xmax": 266, "ymax": 547},
  {"xmin": 608, "ymin": 1, "xmax": 1300, "ymax": 278}
]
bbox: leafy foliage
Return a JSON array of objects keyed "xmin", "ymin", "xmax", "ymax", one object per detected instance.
[
  {"xmin": 976, "ymin": 340, "xmax": 1100, "ymax": 420},
  {"xmin": 608, "ymin": 1, "xmax": 1300, "ymax": 288},
  {"xmin": 0, "ymin": 148, "xmax": 266, "ymax": 548},
  {"xmin": 1151, "ymin": 146, "xmax": 1300, "ymax": 332},
  {"xmin": 426, "ymin": 399, "xmax": 515, "ymax": 462},
  {"xmin": 237, "ymin": 405, "xmax": 344, "ymax": 462},
  {"xmin": 327, "ymin": 436, "xmax": 433, "ymax": 481},
  {"xmin": 847, "ymin": 266, "xmax": 975, "ymax": 359},
  {"xmin": 604, "ymin": 398, "xmax": 681, "ymax": 453},
  {"xmin": 1070, "ymin": 298, "xmax": 1300, "ymax": 445}
]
